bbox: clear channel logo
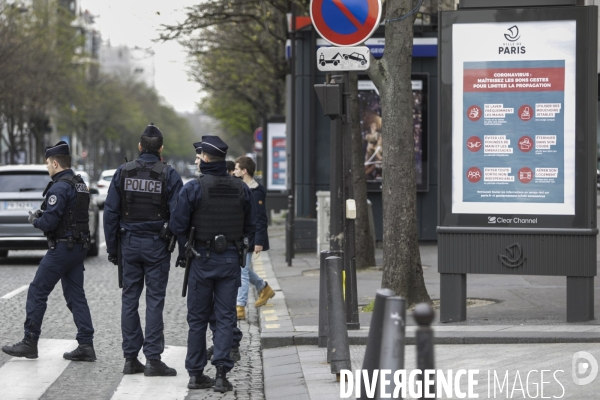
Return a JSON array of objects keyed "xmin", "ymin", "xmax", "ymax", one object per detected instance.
[
  {"xmin": 487, "ymin": 216, "xmax": 538, "ymax": 224},
  {"xmin": 572, "ymin": 351, "xmax": 598, "ymax": 386}
]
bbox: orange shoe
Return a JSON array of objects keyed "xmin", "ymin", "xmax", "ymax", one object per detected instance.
[
  {"xmin": 236, "ymin": 306, "xmax": 246, "ymax": 320},
  {"xmin": 254, "ymin": 283, "xmax": 275, "ymax": 307}
]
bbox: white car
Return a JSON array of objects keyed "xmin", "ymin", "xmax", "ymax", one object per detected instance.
[
  {"xmin": 0, "ymin": 165, "xmax": 100, "ymax": 257},
  {"xmin": 94, "ymin": 169, "xmax": 117, "ymax": 208}
]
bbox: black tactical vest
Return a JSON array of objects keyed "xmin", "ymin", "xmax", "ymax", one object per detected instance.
[
  {"xmin": 43, "ymin": 174, "xmax": 90, "ymax": 239},
  {"xmin": 192, "ymin": 174, "xmax": 245, "ymax": 242},
  {"xmin": 120, "ymin": 160, "xmax": 169, "ymax": 223}
]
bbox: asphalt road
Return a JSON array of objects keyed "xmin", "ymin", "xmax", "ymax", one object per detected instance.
[{"xmin": 0, "ymin": 211, "xmax": 264, "ymax": 400}]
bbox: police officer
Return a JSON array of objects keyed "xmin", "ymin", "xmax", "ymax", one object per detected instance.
[
  {"xmin": 190, "ymin": 142, "xmax": 243, "ymax": 364},
  {"xmin": 170, "ymin": 136, "xmax": 255, "ymax": 392},
  {"xmin": 103, "ymin": 123, "xmax": 184, "ymax": 376},
  {"xmin": 2, "ymin": 141, "xmax": 96, "ymax": 361}
]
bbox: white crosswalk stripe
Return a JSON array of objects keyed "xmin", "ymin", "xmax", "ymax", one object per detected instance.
[
  {"xmin": 0, "ymin": 340, "xmax": 194, "ymax": 400},
  {"xmin": 0, "ymin": 339, "xmax": 77, "ymax": 400},
  {"xmin": 110, "ymin": 345, "xmax": 189, "ymax": 400}
]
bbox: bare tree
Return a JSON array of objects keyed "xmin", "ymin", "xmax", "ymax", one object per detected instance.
[{"xmin": 367, "ymin": 0, "xmax": 431, "ymax": 306}]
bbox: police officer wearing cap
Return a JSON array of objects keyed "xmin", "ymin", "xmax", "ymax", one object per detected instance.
[
  {"xmin": 170, "ymin": 136, "xmax": 255, "ymax": 392},
  {"xmin": 190, "ymin": 142, "xmax": 243, "ymax": 365},
  {"xmin": 2, "ymin": 141, "xmax": 96, "ymax": 361},
  {"xmin": 103, "ymin": 123, "xmax": 184, "ymax": 376}
]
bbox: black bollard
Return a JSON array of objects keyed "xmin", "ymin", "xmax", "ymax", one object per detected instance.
[
  {"xmin": 326, "ymin": 256, "xmax": 352, "ymax": 376},
  {"xmin": 376, "ymin": 296, "xmax": 406, "ymax": 399},
  {"xmin": 413, "ymin": 303, "xmax": 436, "ymax": 400},
  {"xmin": 318, "ymin": 250, "xmax": 331, "ymax": 348},
  {"xmin": 358, "ymin": 288, "xmax": 395, "ymax": 399}
]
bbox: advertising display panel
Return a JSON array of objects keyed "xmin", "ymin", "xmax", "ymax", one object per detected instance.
[
  {"xmin": 266, "ymin": 122, "xmax": 287, "ymax": 191},
  {"xmin": 438, "ymin": 5, "xmax": 597, "ymax": 322},
  {"xmin": 358, "ymin": 74, "xmax": 429, "ymax": 191}
]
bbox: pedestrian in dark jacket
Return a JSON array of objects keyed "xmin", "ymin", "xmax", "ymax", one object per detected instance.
[{"xmin": 233, "ymin": 156, "xmax": 274, "ymax": 320}]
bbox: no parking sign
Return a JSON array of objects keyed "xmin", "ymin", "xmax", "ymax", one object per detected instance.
[{"xmin": 310, "ymin": 0, "xmax": 382, "ymax": 47}]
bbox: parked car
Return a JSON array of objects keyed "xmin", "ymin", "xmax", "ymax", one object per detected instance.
[
  {"xmin": 0, "ymin": 165, "xmax": 100, "ymax": 257},
  {"xmin": 93, "ymin": 168, "xmax": 117, "ymax": 209}
]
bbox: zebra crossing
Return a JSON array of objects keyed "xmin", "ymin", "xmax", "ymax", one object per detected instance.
[{"xmin": 0, "ymin": 340, "xmax": 228, "ymax": 400}]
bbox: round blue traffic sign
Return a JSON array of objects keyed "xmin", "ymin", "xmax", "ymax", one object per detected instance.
[{"xmin": 310, "ymin": 0, "xmax": 382, "ymax": 47}]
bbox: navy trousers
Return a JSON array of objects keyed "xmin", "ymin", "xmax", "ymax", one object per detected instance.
[
  {"xmin": 24, "ymin": 242, "xmax": 94, "ymax": 344},
  {"xmin": 186, "ymin": 248, "xmax": 240, "ymax": 376},
  {"xmin": 209, "ymin": 308, "xmax": 243, "ymax": 348},
  {"xmin": 121, "ymin": 233, "xmax": 170, "ymax": 360}
]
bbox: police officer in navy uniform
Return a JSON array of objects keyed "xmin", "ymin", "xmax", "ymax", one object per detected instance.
[
  {"xmin": 190, "ymin": 142, "xmax": 243, "ymax": 364},
  {"xmin": 2, "ymin": 141, "xmax": 96, "ymax": 361},
  {"xmin": 171, "ymin": 136, "xmax": 255, "ymax": 392},
  {"xmin": 103, "ymin": 123, "xmax": 184, "ymax": 376}
]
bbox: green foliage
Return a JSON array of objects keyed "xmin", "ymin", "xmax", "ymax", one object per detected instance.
[{"xmin": 161, "ymin": 0, "xmax": 309, "ymax": 141}]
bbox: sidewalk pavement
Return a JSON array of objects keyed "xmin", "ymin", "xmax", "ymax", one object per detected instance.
[{"xmin": 250, "ymin": 225, "xmax": 600, "ymax": 399}]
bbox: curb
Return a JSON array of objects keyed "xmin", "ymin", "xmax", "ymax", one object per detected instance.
[{"xmin": 261, "ymin": 330, "xmax": 600, "ymax": 348}]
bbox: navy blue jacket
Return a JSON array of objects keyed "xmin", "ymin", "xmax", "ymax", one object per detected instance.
[
  {"xmin": 170, "ymin": 165, "xmax": 256, "ymax": 243},
  {"xmin": 34, "ymin": 169, "xmax": 80, "ymax": 238},
  {"xmin": 247, "ymin": 180, "xmax": 269, "ymax": 252},
  {"xmin": 103, "ymin": 153, "xmax": 184, "ymax": 256}
]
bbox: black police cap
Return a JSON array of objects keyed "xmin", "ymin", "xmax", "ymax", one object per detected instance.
[
  {"xmin": 142, "ymin": 122, "xmax": 163, "ymax": 138},
  {"xmin": 45, "ymin": 141, "xmax": 70, "ymax": 159},
  {"xmin": 200, "ymin": 135, "xmax": 228, "ymax": 157},
  {"xmin": 193, "ymin": 141, "xmax": 202, "ymax": 155}
]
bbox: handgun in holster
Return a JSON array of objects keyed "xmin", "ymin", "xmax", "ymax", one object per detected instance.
[
  {"xmin": 47, "ymin": 234, "xmax": 56, "ymax": 250},
  {"xmin": 160, "ymin": 222, "xmax": 177, "ymax": 253},
  {"xmin": 236, "ymin": 237, "xmax": 249, "ymax": 268}
]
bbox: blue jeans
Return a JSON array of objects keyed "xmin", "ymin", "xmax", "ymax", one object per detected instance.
[{"xmin": 236, "ymin": 252, "xmax": 267, "ymax": 306}]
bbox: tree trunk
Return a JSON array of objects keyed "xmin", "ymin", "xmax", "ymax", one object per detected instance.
[
  {"xmin": 349, "ymin": 72, "xmax": 376, "ymax": 269},
  {"xmin": 367, "ymin": 0, "xmax": 431, "ymax": 307}
]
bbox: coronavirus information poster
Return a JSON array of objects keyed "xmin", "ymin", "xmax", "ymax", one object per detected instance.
[{"xmin": 452, "ymin": 21, "xmax": 575, "ymax": 215}]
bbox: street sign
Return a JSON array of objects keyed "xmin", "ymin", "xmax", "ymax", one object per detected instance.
[
  {"xmin": 317, "ymin": 46, "xmax": 370, "ymax": 71},
  {"xmin": 310, "ymin": 0, "xmax": 382, "ymax": 47},
  {"xmin": 253, "ymin": 127, "xmax": 263, "ymax": 142}
]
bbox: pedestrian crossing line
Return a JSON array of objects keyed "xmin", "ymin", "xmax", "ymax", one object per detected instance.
[
  {"xmin": 262, "ymin": 310, "xmax": 275, "ymax": 314},
  {"xmin": 0, "ymin": 339, "xmax": 77, "ymax": 400},
  {"xmin": 1, "ymin": 285, "xmax": 29, "ymax": 299},
  {"xmin": 110, "ymin": 345, "xmax": 189, "ymax": 400}
]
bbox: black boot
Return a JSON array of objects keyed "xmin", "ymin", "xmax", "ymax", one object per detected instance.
[
  {"xmin": 230, "ymin": 346, "xmax": 241, "ymax": 362},
  {"xmin": 2, "ymin": 338, "xmax": 38, "ymax": 359},
  {"xmin": 207, "ymin": 345, "xmax": 214, "ymax": 361},
  {"xmin": 144, "ymin": 360, "xmax": 177, "ymax": 376},
  {"xmin": 188, "ymin": 374, "xmax": 215, "ymax": 389},
  {"xmin": 63, "ymin": 343, "xmax": 96, "ymax": 362},
  {"xmin": 123, "ymin": 357, "xmax": 145, "ymax": 374},
  {"xmin": 214, "ymin": 365, "xmax": 233, "ymax": 393}
]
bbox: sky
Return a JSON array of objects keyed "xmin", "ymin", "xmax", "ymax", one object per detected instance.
[{"xmin": 79, "ymin": 0, "xmax": 202, "ymax": 113}]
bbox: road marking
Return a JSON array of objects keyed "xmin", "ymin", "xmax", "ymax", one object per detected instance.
[
  {"xmin": 100, "ymin": 242, "xmax": 106, "ymax": 248},
  {"xmin": 265, "ymin": 316, "xmax": 279, "ymax": 322},
  {"xmin": 0, "ymin": 339, "xmax": 76, "ymax": 400},
  {"xmin": 110, "ymin": 345, "xmax": 189, "ymax": 400},
  {"xmin": 1, "ymin": 285, "xmax": 29, "ymax": 299},
  {"xmin": 265, "ymin": 324, "xmax": 280, "ymax": 329},
  {"xmin": 262, "ymin": 310, "xmax": 275, "ymax": 314}
]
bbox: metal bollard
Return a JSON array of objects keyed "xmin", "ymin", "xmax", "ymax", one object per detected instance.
[
  {"xmin": 358, "ymin": 288, "xmax": 395, "ymax": 399},
  {"xmin": 326, "ymin": 256, "xmax": 352, "ymax": 376},
  {"xmin": 318, "ymin": 250, "xmax": 331, "ymax": 348},
  {"xmin": 413, "ymin": 303, "xmax": 436, "ymax": 399},
  {"xmin": 376, "ymin": 296, "xmax": 406, "ymax": 399}
]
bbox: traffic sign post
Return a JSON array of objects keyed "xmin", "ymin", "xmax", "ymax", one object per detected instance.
[
  {"xmin": 310, "ymin": 0, "xmax": 382, "ymax": 47},
  {"xmin": 315, "ymin": 73, "xmax": 360, "ymax": 330}
]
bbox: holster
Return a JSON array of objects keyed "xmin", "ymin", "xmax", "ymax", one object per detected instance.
[
  {"xmin": 236, "ymin": 237, "xmax": 249, "ymax": 268},
  {"xmin": 47, "ymin": 234, "xmax": 56, "ymax": 250}
]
